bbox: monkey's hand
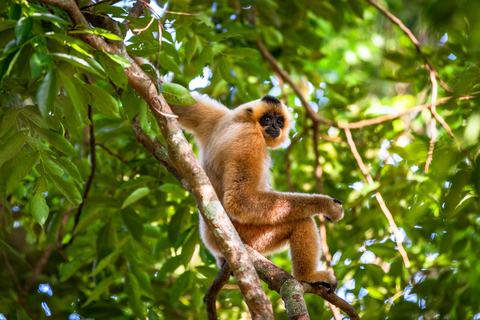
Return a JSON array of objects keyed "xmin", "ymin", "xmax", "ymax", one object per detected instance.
[{"xmin": 319, "ymin": 197, "xmax": 344, "ymax": 222}]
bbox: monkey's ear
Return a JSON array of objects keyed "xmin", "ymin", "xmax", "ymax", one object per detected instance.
[{"xmin": 246, "ymin": 108, "xmax": 253, "ymax": 114}]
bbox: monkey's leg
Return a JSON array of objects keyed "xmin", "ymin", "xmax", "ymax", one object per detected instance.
[{"xmin": 289, "ymin": 217, "xmax": 337, "ymax": 293}]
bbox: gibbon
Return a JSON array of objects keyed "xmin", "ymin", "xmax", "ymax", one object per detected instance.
[{"xmin": 170, "ymin": 94, "xmax": 344, "ymax": 292}]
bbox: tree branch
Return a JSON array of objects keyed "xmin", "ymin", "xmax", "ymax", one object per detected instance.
[
  {"xmin": 204, "ymin": 262, "xmax": 232, "ymax": 320},
  {"xmin": 246, "ymin": 245, "xmax": 360, "ymax": 320},
  {"xmin": 95, "ymin": 142, "xmax": 130, "ymax": 164},
  {"xmin": 425, "ymin": 69, "xmax": 438, "ymax": 173},
  {"xmin": 364, "ymin": 0, "xmax": 451, "ymax": 92},
  {"xmin": 344, "ymin": 128, "xmax": 411, "ymax": 268}
]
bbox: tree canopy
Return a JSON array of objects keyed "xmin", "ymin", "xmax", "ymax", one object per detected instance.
[{"xmin": 0, "ymin": 0, "xmax": 479, "ymax": 319}]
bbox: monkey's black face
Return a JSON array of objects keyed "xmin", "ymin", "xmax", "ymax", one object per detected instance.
[{"xmin": 260, "ymin": 112, "xmax": 285, "ymax": 138}]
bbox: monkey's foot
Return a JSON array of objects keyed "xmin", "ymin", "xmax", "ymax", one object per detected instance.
[
  {"xmin": 296, "ymin": 271, "xmax": 338, "ymax": 293},
  {"xmin": 322, "ymin": 197, "xmax": 344, "ymax": 222}
]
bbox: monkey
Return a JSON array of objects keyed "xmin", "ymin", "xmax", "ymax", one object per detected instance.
[{"xmin": 170, "ymin": 94, "xmax": 344, "ymax": 292}]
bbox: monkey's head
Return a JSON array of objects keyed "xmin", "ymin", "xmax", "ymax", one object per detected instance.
[{"xmin": 239, "ymin": 95, "xmax": 291, "ymax": 148}]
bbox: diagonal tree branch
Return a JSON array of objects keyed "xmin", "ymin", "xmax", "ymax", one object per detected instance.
[{"xmin": 344, "ymin": 128, "xmax": 411, "ymax": 268}]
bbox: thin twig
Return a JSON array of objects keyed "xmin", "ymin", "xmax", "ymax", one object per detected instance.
[
  {"xmin": 425, "ymin": 69, "xmax": 438, "ymax": 173},
  {"xmin": 18, "ymin": 244, "xmax": 54, "ymax": 308},
  {"xmin": 344, "ymin": 128, "xmax": 411, "ymax": 268},
  {"xmin": 60, "ymin": 104, "xmax": 96, "ymax": 250},
  {"xmin": 365, "ymin": 0, "xmax": 451, "ymax": 92},
  {"xmin": 96, "ymin": 142, "xmax": 130, "ymax": 163},
  {"xmin": 204, "ymin": 262, "xmax": 232, "ymax": 320}
]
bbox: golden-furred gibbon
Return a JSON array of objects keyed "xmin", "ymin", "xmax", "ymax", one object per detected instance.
[{"xmin": 170, "ymin": 94, "xmax": 344, "ymax": 292}]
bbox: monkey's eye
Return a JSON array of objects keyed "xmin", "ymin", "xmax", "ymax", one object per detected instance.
[
  {"xmin": 264, "ymin": 117, "xmax": 271, "ymax": 123},
  {"xmin": 277, "ymin": 118, "xmax": 284, "ymax": 125}
]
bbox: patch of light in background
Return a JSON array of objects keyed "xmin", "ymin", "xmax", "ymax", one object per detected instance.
[
  {"xmin": 309, "ymin": 101, "xmax": 319, "ymax": 113},
  {"xmin": 447, "ymin": 53, "xmax": 457, "ymax": 60},
  {"xmin": 360, "ymin": 250, "xmax": 376, "ymax": 264},
  {"xmin": 38, "ymin": 284, "xmax": 53, "ymax": 296},
  {"xmin": 474, "ymin": 313, "xmax": 480, "ymax": 320},
  {"xmin": 438, "ymin": 33, "xmax": 448, "ymax": 46},
  {"xmin": 372, "ymin": 34, "xmax": 385, "ymax": 47},
  {"xmin": 390, "ymin": 227, "xmax": 407, "ymax": 243},
  {"xmin": 307, "ymin": 81, "xmax": 315, "ymax": 95},
  {"xmin": 357, "ymin": 45, "xmax": 372, "ymax": 61},
  {"xmin": 345, "ymin": 51, "xmax": 357, "ymax": 64},
  {"xmin": 189, "ymin": 66, "xmax": 213, "ymax": 90},
  {"xmin": 403, "ymin": 285, "xmax": 417, "ymax": 303},
  {"xmin": 378, "ymin": 139, "xmax": 390, "ymax": 160},
  {"xmin": 69, "ymin": 312, "xmax": 82, "ymax": 320},
  {"xmin": 42, "ymin": 302, "xmax": 52, "ymax": 316},
  {"xmin": 331, "ymin": 251, "xmax": 342, "ymax": 266},
  {"xmin": 359, "ymin": 287, "xmax": 369, "ymax": 299},
  {"xmin": 344, "ymin": 258, "xmax": 352, "ymax": 266},
  {"xmin": 294, "ymin": 97, "xmax": 302, "ymax": 107},
  {"xmin": 268, "ymin": 86, "xmax": 282, "ymax": 97},
  {"xmin": 0, "ymin": 314, "xmax": 7, "ymax": 320},
  {"xmin": 349, "ymin": 181, "xmax": 364, "ymax": 191}
]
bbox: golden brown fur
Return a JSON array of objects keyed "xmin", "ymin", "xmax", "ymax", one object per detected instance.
[{"xmin": 170, "ymin": 93, "xmax": 344, "ymax": 291}]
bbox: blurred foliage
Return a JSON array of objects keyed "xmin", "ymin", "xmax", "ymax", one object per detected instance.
[{"xmin": 0, "ymin": 0, "xmax": 479, "ymax": 319}]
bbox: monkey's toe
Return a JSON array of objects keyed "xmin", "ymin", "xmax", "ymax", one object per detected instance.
[
  {"xmin": 323, "ymin": 215, "xmax": 332, "ymax": 221},
  {"xmin": 333, "ymin": 198, "xmax": 342, "ymax": 204},
  {"xmin": 312, "ymin": 279, "xmax": 338, "ymax": 293}
]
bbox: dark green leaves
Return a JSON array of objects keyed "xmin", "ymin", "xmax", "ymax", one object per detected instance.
[
  {"xmin": 219, "ymin": 56, "xmax": 237, "ymax": 84},
  {"xmin": 82, "ymin": 84, "xmax": 120, "ymax": 118},
  {"xmin": 14, "ymin": 17, "xmax": 33, "ymax": 45},
  {"xmin": 36, "ymin": 70, "xmax": 57, "ymax": 118},
  {"xmin": 34, "ymin": 127, "xmax": 79, "ymax": 158},
  {"xmin": 0, "ymin": 130, "xmax": 28, "ymax": 168},
  {"xmin": 31, "ymin": 192, "xmax": 49, "ymax": 226}
]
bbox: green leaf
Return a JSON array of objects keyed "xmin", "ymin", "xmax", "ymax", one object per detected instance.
[
  {"xmin": 121, "ymin": 187, "xmax": 150, "ymax": 209},
  {"xmin": 69, "ymin": 28, "xmax": 123, "ymax": 40},
  {"xmin": 210, "ymin": 31, "xmax": 241, "ymax": 42},
  {"xmin": 104, "ymin": 51, "xmax": 131, "ymax": 68},
  {"xmin": 125, "ymin": 274, "xmax": 145, "ymax": 319},
  {"xmin": 262, "ymin": 27, "xmax": 283, "ymax": 47},
  {"xmin": 58, "ymin": 252, "xmax": 93, "ymax": 282},
  {"xmin": 139, "ymin": 102, "xmax": 156, "ymax": 141},
  {"xmin": 44, "ymin": 164, "xmax": 82, "ymax": 206},
  {"xmin": 0, "ymin": 108, "xmax": 20, "ymax": 138},
  {"xmin": 34, "ymin": 127, "xmax": 79, "ymax": 158},
  {"xmin": 36, "ymin": 70, "xmax": 57, "ymax": 118},
  {"xmin": 0, "ymin": 20, "xmax": 17, "ymax": 33},
  {"xmin": 226, "ymin": 48, "xmax": 259, "ymax": 59},
  {"xmin": 197, "ymin": 44, "xmax": 214, "ymax": 74},
  {"xmin": 29, "ymin": 52, "xmax": 53, "ymax": 78},
  {"xmin": 121, "ymin": 208, "xmax": 144, "ymax": 242},
  {"xmin": 158, "ymin": 255, "xmax": 182, "ymax": 278},
  {"xmin": 19, "ymin": 105, "xmax": 49, "ymax": 129},
  {"xmin": 162, "ymin": 83, "xmax": 197, "ymax": 106},
  {"xmin": 142, "ymin": 224, "xmax": 161, "ymax": 238},
  {"xmin": 96, "ymin": 219, "xmax": 118, "ymax": 261},
  {"xmin": 0, "ymin": 130, "xmax": 28, "ymax": 168},
  {"xmin": 81, "ymin": 276, "xmax": 117, "ymax": 307},
  {"xmin": 50, "ymin": 156, "xmax": 82, "ymax": 183},
  {"xmin": 14, "ymin": 17, "xmax": 33, "ymax": 45},
  {"xmin": 168, "ymin": 207, "xmax": 191, "ymax": 244},
  {"xmin": 82, "ymin": 84, "xmax": 120, "ymax": 118},
  {"xmin": 170, "ymin": 271, "xmax": 191, "ymax": 303},
  {"xmin": 184, "ymin": 35, "xmax": 198, "ymax": 63},
  {"xmin": 6, "ymin": 152, "xmax": 40, "ymax": 195},
  {"xmin": 31, "ymin": 192, "xmax": 49, "ymax": 227},
  {"xmin": 219, "ymin": 56, "xmax": 237, "ymax": 84},
  {"xmin": 57, "ymin": 69, "xmax": 86, "ymax": 121},
  {"xmin": 99, "ymin": 53, "xmax": 128, "ymax": 89},
  {"xmin": 158, "ymin": 183, "xmax": 187, "ymax": 198},
  {"xmin": 180, "ymin": 228, "xmax": 198, "ymax": 266},
  {"xmin": 159, "ymin": 52, "xmax": 182, "ymax": 74},
  {"xmin": 50, "ymin": 53, "xmax": 105, "ymax": 78},
  {"xmin": 31, "ymin": 12, "xmax": 69, "ymax": 25}
]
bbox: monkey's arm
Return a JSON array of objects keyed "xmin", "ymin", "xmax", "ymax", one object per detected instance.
[
  {"xmin": 170, "ymin": 93, "xmax": 229, "ymax": 138},
  {"xmin": 222, "ymin": 156, "xmax": 344, "ymax": 225}
]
